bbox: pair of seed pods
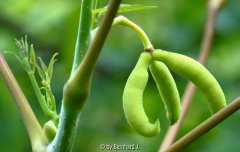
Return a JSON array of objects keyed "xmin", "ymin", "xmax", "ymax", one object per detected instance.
[{"xmin": 123, "ymin": 49, "xmax": 226, "ymax": 137}]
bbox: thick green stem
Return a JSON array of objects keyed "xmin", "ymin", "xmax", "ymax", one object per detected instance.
[
  {"xmin": 92, "ymin": 16, "xmax": 154, "ymax": 51},
  {"xmin": 71, "ymin": 0, "xmax": 94, "ymax": 75},
  {"xmin": 79, "ymin": 0, "xmax": 122, "ymax": 78},
  {"xmin": 165, "ymin": 97, "xmax": 240, "ymax": 152},
  {"xmin": 47, "ymin": 104, "xmax": 80, "ymax": 152},
  {"xmin": 0, "ymin": 52, "xmax": 48, "ymax": 151},
  {"xmin": 48, "ymin": 0, "xmax": 122, "ymax": 151}
]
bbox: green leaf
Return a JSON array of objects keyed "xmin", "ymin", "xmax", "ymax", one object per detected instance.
[
  {"xmin": 30, "ymin": 44, "xmax": 36, "ymax": 73},
  {"xmin": 46, "ymin": 97, "xmax": 51, "ymax": 107},
  {"xmin": 41, "ymin": 80, "xmax": 50, "ymax": 89},
  {"xmin": 24, "ymin": 35, "xmax": 29, "ymax": 58},
  {"xmin": 92, "ymin": 4, "xmax": 157, "ymax": 20},
  {"xmin": 14, "ymin": 38, "xmax": 26, "ymax": 59},
  {"xmin": 4, "ymin": 51, "xmax": 27, "ymax": 71},
  {"xmin": 36, "ymin": 63, "xmax": 45, "ymax": 81},
  {"xmin": 20, "ymin": 38, "xmax": 26, "ymax": 54},
  {"xmin": 47, "ymin": 53, "xmax": 58, "ymax": 83},
  {"xmin": 38, "ymin": 57, "xmax": 48, "ymax": 74},
  {"xmin": 41, "ymin": 94, "xmax": 47, "ymax": 105},
  {"xmin": 40, "ymin": 86, "xmax": 48, "ymax": 91}
]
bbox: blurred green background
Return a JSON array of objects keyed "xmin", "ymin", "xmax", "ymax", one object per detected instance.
[{"xmin": 0, "ymin": 0, "xmax": 240, "ymax": 151}]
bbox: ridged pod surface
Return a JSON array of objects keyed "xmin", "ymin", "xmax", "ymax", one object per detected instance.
[
  {"xmin": 123, "ymin": 52, "xmax": 160, "ymax": 137},
  {"xmin": 149, "ymin": 61, "xmax": 181, "ymax": 125},
  {"xmin": 152, "ymin": 49, "xmax": 226, "ymax": 114}
]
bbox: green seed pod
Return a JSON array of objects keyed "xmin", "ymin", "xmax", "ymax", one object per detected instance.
[
  {"xmin": 43, "ymin": 120, "xmax": 57, "ymax": 143},
  {"xmin": 152, "ymin": 49, "xmax": 226, "ymax": 114},
  {"xmin": 149, "ymin": 61, "xmax": 181, "ymax": 125},
  {"xmin": 123, "ymin": 52, "xmax": 160, "ymax": 137}
]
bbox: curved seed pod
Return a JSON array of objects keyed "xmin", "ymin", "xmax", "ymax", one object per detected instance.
[
  {"xmin": 152, "ymin": 49, "xmax": 226, "ymax": 114},
  {"xmin": 43, "ymin": 120, "xmax": 57, "ymax": 143},
  {"xmin": 123, "ymin": 52, "xmax": 160, "ymax": 137},
  {"xmin": 149, "ymin": 61, "xmax": 181, "ymax": 125}
]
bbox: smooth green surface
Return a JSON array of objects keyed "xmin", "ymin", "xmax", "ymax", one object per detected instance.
[
  {"xmin": 149, "ymin": 61, "xmax": 181, "ymax": 125},
  {"xmin": 43, "ymin": 121, "xmax": 57, "ymax": 143},
  {"xmin": 47, "ymin": 104, "xmax": 81, "ymax": 152},
  {"xmin": 71, "ymin": 0, "xmax": 93, "ymax": 75},
  {"xmin": 152, "ymin": 49, "xmax": 226, "ymax": 114},
  {"xmin": 123, "ymin": 52, "xmax": 160, "ymax": 137},
  {"xmin": 0, "ymin": 0, "xmax": 240, "ymax": 151}
]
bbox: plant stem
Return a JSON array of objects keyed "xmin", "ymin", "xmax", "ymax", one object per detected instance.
[
  {"xmin": 91, "ymin": 16, "xmax": 154, "ymax": 51},
  {"xmin": 165, "ymin": 97, "xmax": 240, "ymax": 152},
  {"xmin": 46, "ymin": 87, "xmax": 56, "ymax": 112},
  {"xmin": 0, "ymin": 52, "xmax": 48, "ymax": 151},
  {"xmin": 159, "ymin": 1, "xmax": 226, "ymax": 151},
  {"xmin": 71, "ymin": 0, "xmax": 94, "ymax": 75},
  {"xmin": 118, "ymin": 16, "xmax": 154, "ymax": 51},
  {"xmin": 63, "ymin": 0, "xmax": 123, "ymax": 110},
  {"xmin": 47, "ymin": 104, "xmax": 80, "ymax": 152},
  {"xmin": 24, "ymin": 59, "xmax": 59, "ymax": 126},
  {"xmin": 47, "ymin": 0, "xmax": 122, "ymax": 151},
  {"xmin": 93, "ymin": 0, "xmax": 100, "ymax": 10},
  {"xmin": 92, "ymin": 0, "xmax": 100, "ymax": 29},
  {"xmin": 81, "ymin": 0, "xmax": 122, "ymax": 75}
]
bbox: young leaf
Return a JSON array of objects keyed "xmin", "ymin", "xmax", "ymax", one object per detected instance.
[
  {"xmin": 15, "ymin": 38, "xmax": 26, "ymax": 59},
  {"xmin": 30, "ymin": 44, "xmax": 36, "ymax": 73},
  {"xmin": 41, "ymin": 94, "xmax": 47, "ymax": 105},
  {"xmin": 40, "ymin": 87, "xmax": 48, "ymax": 91},
  {"xmin": 20, "ymin": 37, "xmax": 28, "ymax": 59},
  {"xmin": 38, "ymin": 57, "xmax": 48, "ymax": 74},
  {"xmin": 41, "ymin": 80, "xmax": 50, "ymax": 89},
  {"xmin": 92, "ymin": 4, "xmax": 157, "ymax": 21},
  {"xmin": 20, "ymin": 38, "xmax": 26, "ymax": 54},
  {"xmin": 36, "ymin": 64, "xmax": 46, "ymax": 81},
  {"xmin": 47, "ymin": 53, "xmax": 58, "ymax": 83},
  {"xmin": 3, "ymin": 51, "xmax": 27, "ymax": 71},
  {"xmin": 46, "ymin": 97, "xmax": 51, "ymax": 107},
  {"xmin": 24, "ymin": 35, "xmax": 29, "ymax": 58}
]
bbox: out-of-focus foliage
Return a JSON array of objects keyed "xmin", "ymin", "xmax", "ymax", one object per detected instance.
[{"xmin": 0, "ymin": 0, "xmax": 240, "ymax": 151}]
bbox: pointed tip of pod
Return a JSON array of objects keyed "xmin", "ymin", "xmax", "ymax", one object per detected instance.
[
  {"xmin": 169, "ymin": 122, "xmax": 175, "ymax": 126},
  {"xmin": 169, "ymin": 120, "xmax": 176, "ymax": 126},
  {"xmin": 154, "ymin": 118, "xmax": 161, "ymax": 133}
]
